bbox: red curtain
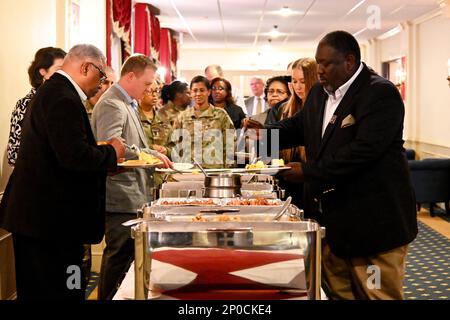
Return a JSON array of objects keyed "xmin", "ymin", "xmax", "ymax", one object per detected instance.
[
  {"xmin": 150, "ymin": 13, "xmax": 161, "ymax": 60},
  {"xmin": 134, "ymin": 3, "xmax": 150, "ymax": 56},
  {"xmin": 106, "ymin": 0, "xmax": 132, "ymax": 65},
  {"xmin": 159, "ymin": 28, "xmax": 171, "ymax": 83},
  {"xmin": 105, "ymin": 1, "xmax": 178, "ymax": 77},
  {"xmin": 171, "ymin": 35, "xmax": 178, "ymax": 77},
  {"xmin": 106, "ymin": 0, "xmax": 112, "ymax": 65}
]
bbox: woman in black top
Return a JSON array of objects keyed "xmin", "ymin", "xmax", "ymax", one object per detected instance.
[
  {"xmin": 210, "ymin": 77, "xmax": 246, "ymax": 129},
  {"xmin": 7, "ymin": 47, "xmax": 66, "ymax": 166}
]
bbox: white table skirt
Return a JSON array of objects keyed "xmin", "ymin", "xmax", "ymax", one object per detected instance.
[{"xmin": 113, "ymin": 262, "xmax": 327, "ymax": 300}]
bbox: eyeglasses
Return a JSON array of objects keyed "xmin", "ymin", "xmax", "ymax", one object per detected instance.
[
  {"xmin": 88, "ymin": 62, "xmax": 107, "ymax": 84},
  {"xmin": 211, "ymin": 86, "xmax": 225, "ymax": 91},
  {"xmin": 150, "ymin": 89, "xmax": 160, "ymax": 95},
  {"xmin": 268, "ymin": 89, "xmax": 287, "ymax": 95}
]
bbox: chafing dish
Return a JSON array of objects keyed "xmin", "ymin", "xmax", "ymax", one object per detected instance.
[
  {"xmin": 131, "ymin": 219, "xmax": 321, "ymax": 300},
  {"xmin": 148, "ymin": 197, "xmax": 288, "ymax": 217},
  {"xmin": 203, "ymin": 173, "xmax": 241, "ymax": 198}
]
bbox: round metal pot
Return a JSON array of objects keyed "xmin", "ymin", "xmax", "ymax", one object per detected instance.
[
  {"xmin": 204, "ymin": 174, "xmax": 242, "ymax": 188},
  {"xmin": 203, "ymin": 187, "xmax": 241, "ymax": 198}
]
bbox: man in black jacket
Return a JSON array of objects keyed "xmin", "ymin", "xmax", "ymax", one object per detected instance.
[
  {"xmin": 0, "ymin": 44, "xmax": 125, "ymax": 300},
  {"xmin": 245, "ymin": 31, "xmax": 417, "ymax": 299}
]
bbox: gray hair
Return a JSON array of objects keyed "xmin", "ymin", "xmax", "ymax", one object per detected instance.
[
  {"xmin": 66, "ymin": 44, "xmax": 106, "ymax": 65},
  {"xmin": 205, "ymin": 64, "xmax": 223, "ymax": 76}
]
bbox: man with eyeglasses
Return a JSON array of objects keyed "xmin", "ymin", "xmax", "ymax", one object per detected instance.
[
  {"xmin": 0, "ymin": 44, "xmax": 125, "ymax": 300},
  {"xmin": 84, "ymin": 66, "xmax": 117, "ymax": 120}
]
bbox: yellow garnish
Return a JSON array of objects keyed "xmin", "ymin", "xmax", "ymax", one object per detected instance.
[
  {"xmin": 245, "ymin": 160, "xmax": 266, "ymax": 169},
  {"xmin": 139, "ymin": 151, "xmax": 162, "ymax": 165}
]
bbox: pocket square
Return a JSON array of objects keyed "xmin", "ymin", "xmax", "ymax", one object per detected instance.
[{"xmin": 341, "ymin": 114, "xmax": 355, "ymax": 128}]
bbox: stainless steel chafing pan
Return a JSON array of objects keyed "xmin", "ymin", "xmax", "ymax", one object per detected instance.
[{"xmin": 130, "ymin": 219, "xmax": 321, "ymax": 300}]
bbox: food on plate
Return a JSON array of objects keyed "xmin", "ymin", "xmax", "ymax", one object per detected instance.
[
  {"xmin": 245, "ymin": 160, "xmax": 266, "ymax": 170},
  {"xmin": 121, "ymin": 159, "xmax": 147, "ymax": 165},
  {"xmin": 225, "ymin": 197, "xmax": 280, "ymax": 206},
  {"xmin": 139, "ymin": 151, "xmax": 161, "ymax": 164},
  {"xmin": 160, "ymin": 199, "xmax": 216, "ymax": 206},
  {"xmin": 192, "ymin": 214, "xmax": 241, "ymax": 222},
  {"xmin": 139, "ymin": 151, "xmax": 162, "ymax": 165},
  {"xmin": 271, "ymin": 158, "xmax": 285, "ymax": 167}
]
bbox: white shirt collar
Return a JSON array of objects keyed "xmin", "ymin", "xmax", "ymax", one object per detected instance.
[
  {"xmin": 324, "ymin": 62, "xmax": 363, "ymax": 100},
  {"xmin": 57, "ymin": 70, "xmax": 87, "ymax": 101},
  {"xmin": 114, "ymin": 83, "xmax": 135, "ymax": 105}
]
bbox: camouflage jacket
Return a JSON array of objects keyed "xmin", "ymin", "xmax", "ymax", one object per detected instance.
[
  {"xmin": 157, "ymin": 101, "xmax": 187, "ymax": 127},
  {"xmin": 169, "ymin": 104, "xmax": 235, "ymax": 168},
  {"xmin": 84, "ymin": 100, "xmax": 94, "ymax": 121},
  {"xmin": 138, "ymin": 106, "xmax": 172, "ymax": 149}
]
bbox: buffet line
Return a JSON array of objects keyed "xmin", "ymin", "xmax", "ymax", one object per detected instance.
[{"xmin": 122, "ymin": 162, "xmax": 323, "ymax": 300}]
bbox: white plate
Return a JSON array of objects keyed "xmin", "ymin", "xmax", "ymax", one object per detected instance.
[
  {"xmin": 118, "ymin": 160, "xmax": 162, "ymax": 168},
  {"xmin": 172, "ymin": 163, "xmax": 194, "ymax": 171},
  {"xmin": 242, "ymin": 166, "xmax": 291, "ymax": 174}
]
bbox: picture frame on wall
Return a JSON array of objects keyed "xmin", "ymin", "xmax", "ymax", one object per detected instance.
[{"xmin": 68, "ymin": 0, "xmax": 81, "ymax": 49}]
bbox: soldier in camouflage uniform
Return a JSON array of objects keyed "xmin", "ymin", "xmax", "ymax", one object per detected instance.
[
  {"xmin": 169, "ymin": 76, "xmax": 235, "ymax": 169},
  {"xmin": 138, "ymin": 83, "xmax": 168, "ymax": 191},
  {"xmin": 155, "ymin": 81, "xmax": 191, "ymax": 151}
]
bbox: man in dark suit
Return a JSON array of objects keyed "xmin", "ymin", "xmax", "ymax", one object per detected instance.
[
  {"xmin": 245, "ymin": 31, "xmax": 417, "ymax": 299},
  {"xmin": 0, "ymin": 44, "xmax": 125, "ymax": 300}
]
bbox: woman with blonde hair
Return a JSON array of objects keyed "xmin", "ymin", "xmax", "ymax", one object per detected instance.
[
  {"xmin": 279, "ymin": 58, "xmax": 318, "ymax": 162},
  {"xmin": 277, "ymin": 58, "xmax": 318, "ymax": 209}
]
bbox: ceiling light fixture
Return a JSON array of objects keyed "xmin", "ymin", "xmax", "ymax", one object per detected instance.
[
  {"xmin": 280, "ymin": 6, "xmax": 293, "ymax": 16},
  {"xmin": 346, "ymin": 0, "xmax": 366, "ymax": 16},
  {"xmin": 352, "ymin": 27, "xmax": 367, "ymax": 37},
  {"xmin": 376, "ymin": 24, "xmax": 403, "ymax": 40},
  {"xmin": 262, "ymin": 38, "xmax": 273, "ymax": 51},
  {"xmin": 269, "ymin": 25, "xmax": 281, "ymax": 38}
]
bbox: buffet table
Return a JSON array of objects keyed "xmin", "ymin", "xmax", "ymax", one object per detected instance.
[{"xmin": 113, "ymin": 168, "xmax": 323, "ymax": 300}]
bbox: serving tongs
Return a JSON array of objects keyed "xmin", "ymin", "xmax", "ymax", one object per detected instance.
[
  {"xmin": 193, "ymin": 158, "xmax": 209, "ymax": 177},
  {"xmin": 272, "ymin": 196, "xmax": 292, "ymax": 221},
  {"xmin": 124, "ymin": 143, "xmax": 141, "ymax": 157}
]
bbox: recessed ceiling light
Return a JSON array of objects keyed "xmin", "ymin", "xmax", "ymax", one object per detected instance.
[
  {"xmin": 280, "ymin": 6, "xmax": 293, "ymax": 17},
  {"xmin": 346, "ymin": 0, "xmax": 366, "ymax": 16},
  {"xmin": 269, "ymin": 25, "xmax": 281, "ymax": 38}
]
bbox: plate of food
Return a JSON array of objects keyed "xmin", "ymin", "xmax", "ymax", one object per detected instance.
[
  {"xmin": 118, "ymin": 151, "xmax": 163, "ymax": 168},
  {"xmin": 243, "ymin": 160, "xmax": 291, "ymax": 174},
  {"xmin": 172, "ymin": 163, "xmax": 194, "ymax": 171}
]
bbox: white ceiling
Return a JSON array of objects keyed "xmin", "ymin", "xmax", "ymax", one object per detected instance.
[{"xmin": 139, "ymin": 0, "xmax": 443, "ymax": 49}]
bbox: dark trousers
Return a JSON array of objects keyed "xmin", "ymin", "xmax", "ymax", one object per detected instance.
[
  {"xmin": 98, "ymin": 212, "xmax": 135, "ymax": 300},
  {"xmin": 12, "ymin": 233, "xmax": 85, "ymax": 301}
]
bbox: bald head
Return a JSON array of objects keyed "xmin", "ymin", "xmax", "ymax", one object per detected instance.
[{"xmin": 204, "ymin": 64, "xmax": 224, "ymax": 81}]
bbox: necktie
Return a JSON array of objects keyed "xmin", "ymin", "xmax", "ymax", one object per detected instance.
[
  {"xmin": 130, "ymin": 100, "xmax": 140, "ymax": 117},
  {"xmin": 256, "ymin": 97, "xmax": 262, "ymax": 115}
]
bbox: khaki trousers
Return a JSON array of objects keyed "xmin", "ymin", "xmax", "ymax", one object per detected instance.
[{"xmin": 322, "ymin": 242, "xmax": 408, "ymax": 300}]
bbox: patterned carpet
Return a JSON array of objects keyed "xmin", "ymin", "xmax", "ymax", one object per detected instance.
[
  {"xmin": 404, "ymin": 221, "xmax": 450, "ymax": 300},
  {"xmin": 85, "ymin": 272, "xmax": 100, "ymax": 299}
]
